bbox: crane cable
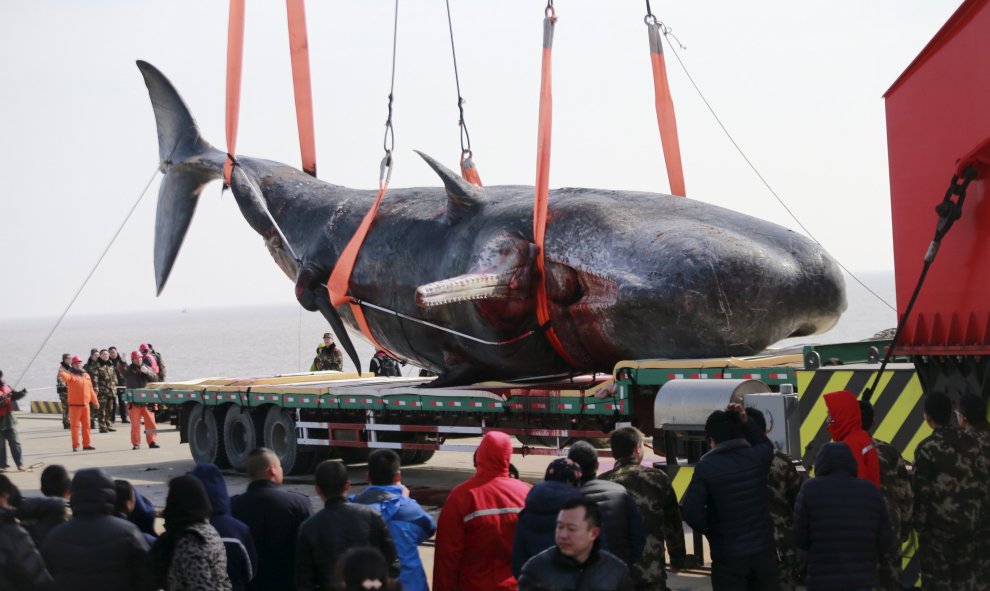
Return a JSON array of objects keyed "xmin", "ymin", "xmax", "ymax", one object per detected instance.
[
  {"xmin": 12, "ymin": 167, "xmax": 161, "ymax": 390},
  {"xmin": 444, "ymin": 0, "xmax": 483, "ymax": 186},
  {"xmin": 326, "ymin": 0, "xmax": 401, "ymax": 360}
]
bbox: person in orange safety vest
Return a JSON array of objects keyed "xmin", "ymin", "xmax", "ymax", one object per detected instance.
[{"xmin": 58, "ymin": 356, "xmax": 99, "ymax": 452}]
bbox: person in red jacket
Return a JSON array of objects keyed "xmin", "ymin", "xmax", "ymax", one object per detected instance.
[
  {"xmin": 433, "ymin": 431, "xmax": 530, "ymax": 591},
  {"xmin": 823, "ymin": 390, "xmax": 880, "ymax": 488},
  {"xmin": 58, "ymin": 356, "xmax": 99, "ymax": 452}
]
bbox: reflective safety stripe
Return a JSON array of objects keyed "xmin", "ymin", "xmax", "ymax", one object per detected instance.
[{"xmin": 463, "ymin": 507, "xmax": 523, "ymax": 523}]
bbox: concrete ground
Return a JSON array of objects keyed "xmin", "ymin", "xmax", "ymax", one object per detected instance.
[{"xmin": 4, "ymin": 413, "xmax": 714, "ymax": 590}]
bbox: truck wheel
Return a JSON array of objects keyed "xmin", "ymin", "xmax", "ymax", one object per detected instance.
[
  {"xmin": 411, "ymin": 449, "xmax": 436, "ymax": 464},
  {"xmin": 337, "ymin": 448, "xmax": 371, "ymax": 465},
  {"xmin": 188, "ymin": 405, "xmax": 230, "ymax": 468},
  {"xmin": 223, "ymin": 406, "xmax": 260, "ymax": 472},
  {"xmin": 262, "ymin": 407, "xmax": 312, "ymax": 475}
]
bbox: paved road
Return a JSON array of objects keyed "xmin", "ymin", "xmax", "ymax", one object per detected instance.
[{"xmin": 4, "ymin": 413, "xmax": 714, "ymax": 590}]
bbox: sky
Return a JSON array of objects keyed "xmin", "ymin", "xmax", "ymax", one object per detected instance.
[{"xmin": 0, "ymin": 0, "xmax": 962, "ymax": 321}]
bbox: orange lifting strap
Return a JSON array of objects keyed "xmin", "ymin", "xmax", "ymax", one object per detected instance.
[
  {"xmin": 646, "ymin": 12, "xmax": 687, "ymax": 197},
  {"xmin": 532, "ymin": 3, "xmax": 578, "ymax": 368},
  {"xmin": 325, "ymin": 171, "xmax": 395, "ymax": 357},
  {"xmin": 225, "ymin": 0, "xmax": 319, "ymax": 184},
  {"xmin": 224, "ymin": 0, "xmax": 246, "ymax": 186}
]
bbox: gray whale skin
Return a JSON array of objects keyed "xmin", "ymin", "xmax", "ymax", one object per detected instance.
[{"xmin": 138, "ymin": 60, "xmax": 846, "ymax": 387}]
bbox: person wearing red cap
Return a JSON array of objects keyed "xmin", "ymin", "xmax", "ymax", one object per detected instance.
[
  {"xmin": 123, "ymin": 351, "xmax": 160, "ymax": 450},
  {"xmin": 139, "ymin": 344, "xmax": 160, "ymax": 379},
  {"xmin": 823, "ymin": 390, "xmax": 881, "ymax": 488},
  {"xmin": 57, "ymin": 357, "xmax": 99, "ymax": 452}
]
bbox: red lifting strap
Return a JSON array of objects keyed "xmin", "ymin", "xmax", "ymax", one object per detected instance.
[
  {"xmin": 533, "ymin": 6, "xmax": 577, "ymax": 368},
  {"xmin": 460, "ymin": 152, "xmax": 483, "ymax": 187},
  {"xmin": 647, "ymin": 20, "xmax": 687, "ymax": 197},
  {"xmin": 224, "ymin": 0, "xmax": 246, "ymax": 186},
  {"xmin": 225, "ymin": 0, "xmax": 319, "ymax": 183},
  {"xmin": 286, "ymin": 0, "xmax": 318, "ymax": 177}
]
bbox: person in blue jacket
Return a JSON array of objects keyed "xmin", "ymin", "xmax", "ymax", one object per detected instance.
[
  {"xmin": 191, "ymin": 463, "xmax": 259, "ymax": 591},
  {"xmin": 351, "ymin": 449, "xmax": 436, "ymax": 591}
]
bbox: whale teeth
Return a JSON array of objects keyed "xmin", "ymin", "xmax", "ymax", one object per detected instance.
[{"xmin": 416, "ymin": 273, "xmax": 510, "ymax": 307}]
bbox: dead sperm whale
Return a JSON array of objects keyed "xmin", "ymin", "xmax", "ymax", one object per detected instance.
[{"xmin": 138, "ymin": 60, "xmax": 846, "ymax": 386}]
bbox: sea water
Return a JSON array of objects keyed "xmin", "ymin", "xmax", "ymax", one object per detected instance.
[{"xmin": 0, "ymin": 270, "xmax": 896, "ymax": 405}]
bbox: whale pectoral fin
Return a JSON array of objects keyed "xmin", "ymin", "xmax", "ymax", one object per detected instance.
[{"xmin": 414, "ymin": 150, "xmax": 484, "ymax": 220}]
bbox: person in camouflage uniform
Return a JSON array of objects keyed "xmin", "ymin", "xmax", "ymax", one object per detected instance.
[
  {"xmin": 310, "ymin": 333, "xmax": 344, "ymax": 371},
  {"xmin": 83, "ymin": 349, "xmax": 100, "ymax": 430},
  {"xmin": 859, "ymin": 400, "xmax": 913, "ymax": 591},
  {"xmin": 94, "ymin": 350, "xmax": 118, "ymax": 433},
  {"xmin": 599, "ymin": 426, "xmax": 685, "ymax": 591},
  {"xmin": 955, "ymin": 393, "xmax": 990, "ymax": 589},
  {"xmin": 745, "ymin": 408, "xmax": 803, "ymax": 591},
  {"xmin": 56, "ymin": 354, "xmax": 71, "ymax": 429},
  {"xmin": 913, "ymin": 391, "xmax": 986, "ymax": 591}
]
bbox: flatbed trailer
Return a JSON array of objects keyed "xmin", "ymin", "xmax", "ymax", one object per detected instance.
[{"xmin": 124, "ymin": 339, "xmax": 921, "ymax": 477}]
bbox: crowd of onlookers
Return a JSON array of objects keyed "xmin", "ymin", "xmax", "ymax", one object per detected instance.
[{"xmin": 1, "ymin": 387, "xmax": 988, "ymax": 591}]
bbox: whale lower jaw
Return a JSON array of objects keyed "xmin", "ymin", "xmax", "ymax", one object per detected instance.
[{"xmin": 416, "ymin": 273, "xmax": 510, "ymax": 307}]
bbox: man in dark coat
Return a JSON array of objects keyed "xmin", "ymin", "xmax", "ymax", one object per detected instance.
[
  {"xmin": 231, "ymin": 448, "xmax": 312, "ymax": 591},
  {"xmin": 40, "ymin": 467, "xmax": 150, "ymax": 590},
  {"xmin": 518, "ymin": 497, "xmax": 632, "ymax": 591},
  {"xmin": 512, "ymin": 457, "xmax": 585, "ymax": 577},
  {"xmin": 0, "ymin": 474, "xmax": 53, "ymax": 590},
  {"xmin": 568, "ymin": 440, "xmax": 648, "ymax": 574},
  {"xmin": 17, "ymin": 464, "xmax": 71, "ymax": 546},
  {"xmin": 793, "ymin": 442, "xmax": 892, "ymax": 591},
  {"xmin": 681, "ymin": 403, "xmax": 776, "ymax": 590},
  {"xmin": 296, "ymin": 460, "xmax": 398, "ymax": 591},
  {"xmin": 191, "ymin": 463, "xmax": 258, "ymax": 591}
]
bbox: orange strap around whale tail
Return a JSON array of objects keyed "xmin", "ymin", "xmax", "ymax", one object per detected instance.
[
  {"xmin": 532, "ymin": 4, "xmax": 577, "ymax": 369},
  {"xmin": 224, "ymin": 0, "xmax": 246, "ymax": 186},
  {"xmin": 225, "ymin": 0, "xmax": 319, "ymax": 183},
  {"xmin": 647, "ymin": 16, "xmax": 686, "ymax": 197}
]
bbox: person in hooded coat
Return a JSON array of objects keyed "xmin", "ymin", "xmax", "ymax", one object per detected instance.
[
  {"xmin": 511, "ymin": 457, "xmax": 585, "ymax": 577},
  {"xmin": 41, "ymin": 467, "xmax": 150, "ymax": 590},
  {"xmin": 151, "ymin": 474, "xmax": 232, "ymax": 591},
  {"xmin": 793, "ymin": 442, "xmax": 893, "ymax": 591},
  {"xmin": 433, "ymin": 431, "xmax": 532, "ymax": 591},
  {"xmin": 0, "ymin": 474, "xmax": 53, "ymax": 590},
  {"xmin": 191, "ymin": 463, "xmax": 258, "ymax": 591},
  {"xmin": 823, "ymin": 391, "xmax": 880, "ymax": 488},
  {"xmin": 351, "ymin": 449, "xmax": 435, "ymax": 591}
]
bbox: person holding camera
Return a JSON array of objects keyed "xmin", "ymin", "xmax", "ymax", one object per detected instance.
[{"xmin": 0, "ymin": 370, "xmax": 27, "ymax": 471}]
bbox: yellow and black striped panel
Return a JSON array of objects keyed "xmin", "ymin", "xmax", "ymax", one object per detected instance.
[
  {"xmin": 795, "ymin": 366, "xmax": 929, "ymax": 465},
  {"xmin": 30, "ymin": 400, "xmax": 64, "ymax": 414}
]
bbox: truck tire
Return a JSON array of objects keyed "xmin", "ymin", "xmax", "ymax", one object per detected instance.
[
  {"xmin": 337, "ymin": 447, "xmax": 371, "ymax": 465},
  {"xmin": 223, "ymin": 406, "xmax": 260, "ymax": 472},
  {"xmin": 262, "ymin": 407, "xmax": 312, "ymax": 475},
  {"xmin": 188, "ymin": 404, "xmax": 230, "ymax": 468},
  {"xmin": 410, "ymin": 449, "xmax": 436, "ymax": 464}
]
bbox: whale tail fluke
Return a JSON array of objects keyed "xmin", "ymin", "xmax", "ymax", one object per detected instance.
[{"xmin": 137, "ymin": 60, "xmax": 225, "ymax": 295}]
